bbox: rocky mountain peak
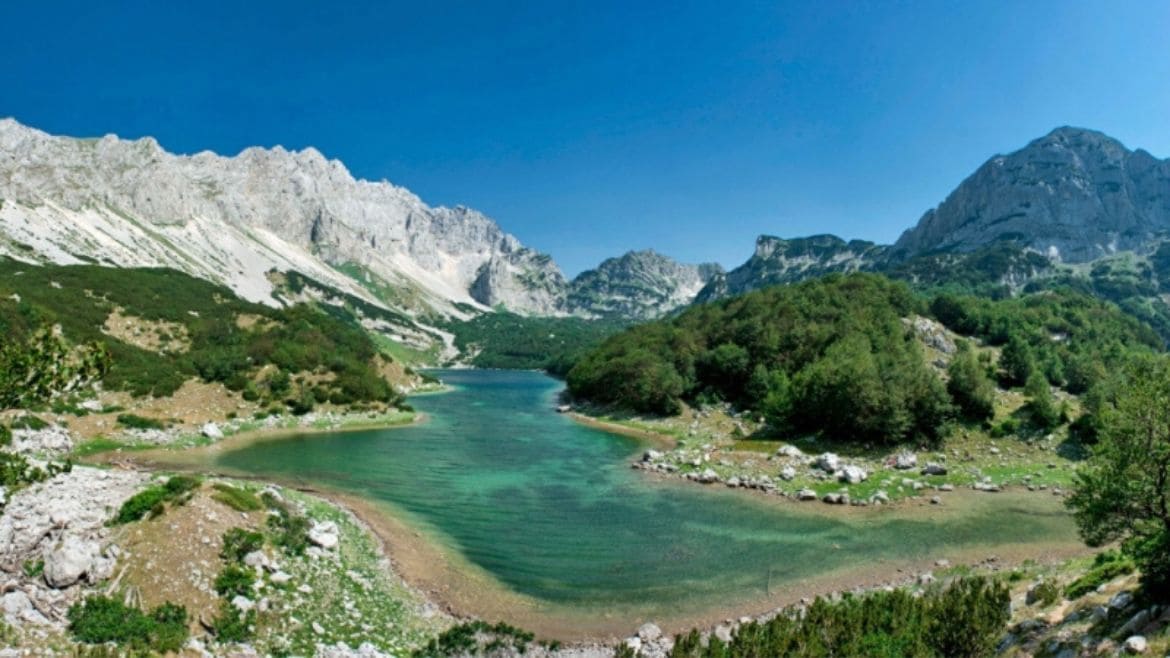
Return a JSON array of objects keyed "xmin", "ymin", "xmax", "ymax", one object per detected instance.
[
  {"xmin": 565, "ymin": 249, "xmax": 722, "ymax": 320},
  {"xmin": 894, "ymin": 126, "xmax": 1170, "ymax": 262}
]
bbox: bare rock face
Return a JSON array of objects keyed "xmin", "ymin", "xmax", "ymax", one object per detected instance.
[
  {"xmin": 696, "ymin": 235, "xmax": 884, "ymax": 302},
  {"xmin": 565, "ymin": 249, "xmax": 722, "ymax": 319},
  {"xmin": 894, "ymin": 127, "xmax": 1170, "ymax": 263},
  {"xmin": 0, "ymin": 118, "xmax": 567, "ymax": 315}
]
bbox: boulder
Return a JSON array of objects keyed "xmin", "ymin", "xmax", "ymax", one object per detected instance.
[
  {"xmin": 893, "ymin": 452, "xmax": 918, "ymax": 470},
  {"xmin": 796, "ymin": 489, "xmax": 818, "ymax": 501},
  {"xmin": 921, "ymin": 463, "xmax": 947, "ymax": 476},
  {"xmin": 726, "ymin": 477, "xmax": 741, "ymax": 488},
  {"xmin": 243, "ymin": 551, "xmax": 269, "ymax": 570},
  {"xmin": 201, "ymin": 422, "xmax": 224, "ymax": 440},
  {"xmin": 231, "ymin": 595, "xmax": 255, "ymax": 613},
  {"xmin": 1123, "ymin": 635, "xmax": 1147, "ymax": 654},
  {"xmin": 308, "ymin": 521, "xmax": 340, "ymax": 550},
  {"xmin": 79, "ymin": 399, "xmax": 104, "ymax": 412},
  {"xmin": 43, "ymin": 534, "xmax": 100, "ymax": 588},
  {"xmin": 1118, "ymin": 609, "xmax": 1152, "ymax": 637},
  {"xmin": 814, "ymin": 453, "xmax": 840, "ymax": 472},
  {"xmin": 271, "ymin": 571, "xmax": 293, "ymax": 585},
  {"xmin": 871, "ymin": 491, "xmax": 890, "ymax": 505},
  {"xmin": 778, "ymin": 466, "xmax": 796, "ymax": 481},
  {"xmin": 777, "ymin": 445, "xmax": 804, "ymax": 458},
  {"xmin": 838, "ymin": 465, "xmax": 868, "ymax": 484},
  {"xmin": 698, "ymin": 468, "xmax": 720, "ymax": 484},
  {"xmin": 637, "ymin": 622, "xmax": 662, "ymax": 642},
  {"xmin": 1110, "ymin": 591, "xmax": 1135, "ymax": 610},
  {"xmin": 642, "ymin": 449, "xmax": 662, "ymax": 463}
]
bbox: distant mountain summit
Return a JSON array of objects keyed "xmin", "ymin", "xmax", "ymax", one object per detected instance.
[
  {"xmin": 0, "ymin": 119, "xmax": 717, "ymax": 327},
  {"xmin": 566, "ymin": 249, "xmax": 721, "ymax": 319},
  {"xmin": 893, "ymin": 126, "xmax": 1170, "ymax": 262},
  {"xmin": 696, "ymin": 235, "xmax": 884, "ymax": 302}
]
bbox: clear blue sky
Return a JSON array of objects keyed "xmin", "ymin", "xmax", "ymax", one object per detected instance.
[{"xmin": 2, "ymin": 1, "xmax": 1169, "ymax": 276}]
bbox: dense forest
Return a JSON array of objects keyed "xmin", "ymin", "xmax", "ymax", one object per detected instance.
[
  {"xmin": 442, "ymin": 311, "xmax": 626, "ymax": 373},
  {"xmin": 567, "ymin": 273, "xmax": 1159, "ymax": 444}
]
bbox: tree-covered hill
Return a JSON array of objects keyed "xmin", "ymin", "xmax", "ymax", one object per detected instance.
[
  {"xmin": 0, "ymin": 258, "xmax": 402, "ymax": 410},
  {"xmin": 566, "ymin": 273, "xmax": 1160, "ymax": 445}
]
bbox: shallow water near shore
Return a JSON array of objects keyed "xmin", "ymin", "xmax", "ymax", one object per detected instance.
[{"xmin": 200, "ymin": 370, "xmax": 1081, "ymax": 629}]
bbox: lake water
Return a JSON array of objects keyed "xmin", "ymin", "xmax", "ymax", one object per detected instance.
[{"xmin": 210, "ymin": 369, "xmax": 1079, "ymax": 623}]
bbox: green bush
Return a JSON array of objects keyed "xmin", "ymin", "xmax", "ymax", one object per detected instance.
[
  {"xmin": 214, "ymin": 563, "xmax": 256, "ymax": 598},
  {"xmin": 221, "ymin": 527, "xmax": 264, "ymax": 563},
  {"xmin": 112, "ymin": 475, "xmax": 200, "ymax": 524},
  {"xmin": 67, "ymin": 595, "xmax": 188, "ymax": 653},
  {"xmin": 1029, "ymin": 580, "xmax": 1060, "ymax": 607},
  {"xmin": 211, "ymin": 483, "xmax": 263, "ymax": 512},
  {"xmin": 9, "ymin": 415, "xmax": 49, "ymax": 430},
  {"xmin": 413, "ymin": 620, "xmax": 536, "ymax": 658},
  {"xmin": 1064, "ymin": 551, "xmax": 1136, "ymax": 599},
  {"xmin": 659, "ymin": 577, "xmax": 1008, "ymax": 658},
  {"xmin": 261, "ymin": 492, "xmax": 311, "ymax": 556},
  {"xmin": 115, "ymin": 413, "xmax": 167, "ymax": 430},
  {"xmin": 211, "ymin": 599, "xmax": 254, "ymax": 643}
]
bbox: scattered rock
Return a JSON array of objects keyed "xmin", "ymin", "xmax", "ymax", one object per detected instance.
[
  {"xmin": 308, "ymin": 521, "xmax": 340, "ymax": 550},
  {"xmin": 838, "ymin": 465, "xmax": 868, "ymax": 484},
  {"xmin": 1123, "ymin": 635, "xmax": 1147, "ymax": 654},
  {"xmin": 814, "ymin": 453, "xmax": 840, "ymax": 472},
  {"xmin": 200, "ymin": 422, "xmax": 224, "ymax": 440},
  {"xmin": 642, "ymin": 450, "xmax": 662, "ymax": 463},
  {"xmin": 893, "ymin": 452, "xmax": 918, "ymax": 470},
  {"xmin": 777, "ymin": 445, "xmax": 804, "ymax": 458},
  {"xmin": 920, "ymin": 463, "xmax": 947, "ymax": 476},
  {"xmin": 637, "ymin": 622, "xmax": 662, "ymax": 641},
  {"xmin": 698, "ymin": 468, "xmax": 720, "ymax": 484},
  {"xmin": 231, "ymin": 595, "xmax": 255, "ymax": 613},
  {"xmin": 42, "ymin": 534, "xmax": 100, "ymax": 588},
  {"xmin": 778, "ymin": 466, "xmax": 796, "ymax": 481},
  {"xmin": 796, "ymin": 489, "xmax": 818, "ymax": 501}
]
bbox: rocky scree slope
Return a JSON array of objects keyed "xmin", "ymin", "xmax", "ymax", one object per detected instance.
[{"xmin": 0, "ymin": 118, "xmax": 567, "ymax": 317}]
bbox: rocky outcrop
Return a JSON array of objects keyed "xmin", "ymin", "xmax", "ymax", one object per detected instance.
[
  {"xmin": 696, "ymin": 235, "xmax": 884, "ymax": 302},
  {"xmin": 566, "ymin": 250, "xmax": 722, "ymax": 319},
  {"xmin": 0, "ymin": 118, "xmax": 567, "ymax": 316},
  {"xmin": 893, "ymin": 127, "xmax": 1170, "ymax": 263},
  {"xmin": 0, "ymin": 466, "xmax": 148, "ymax": 627}
]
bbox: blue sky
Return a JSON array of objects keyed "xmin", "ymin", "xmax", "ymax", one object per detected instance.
[{"xmin": 2, "ymin": 1, "xmax": 1169, "ymax": 276}]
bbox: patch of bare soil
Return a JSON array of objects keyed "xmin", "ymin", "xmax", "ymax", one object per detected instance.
[
  {"xmin": 114, "ymin": 484, "xmax": 265, "ymax": 628},
  {"xmin": 102, "ymin": 308, "xmax": 191, "ymax": 354},
  {"xmin": 69, "ymin": 380, "xmax": 259, "ymax": 440}
]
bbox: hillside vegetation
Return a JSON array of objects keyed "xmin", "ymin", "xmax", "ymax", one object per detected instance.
[
  {"xmin": 0, "ymin": 259, "xmax": 402, "ymax": 411},
  {"xmin": 443, "ymin": 311, "xmax": 626, "ymax": 373},
  {"xmin": 567, "ymin": 273, "xmax": 1159, "ymax": 445}
]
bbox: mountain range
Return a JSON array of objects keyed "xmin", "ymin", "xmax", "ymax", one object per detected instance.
[{"xmin": 4, "ymin": 119, "xmax": 1170, "ymax": 355}]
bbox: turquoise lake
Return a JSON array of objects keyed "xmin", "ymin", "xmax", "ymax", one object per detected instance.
[{"xmin": 209, "ymin": 369, "xmax": 1080, "ymax": 623}]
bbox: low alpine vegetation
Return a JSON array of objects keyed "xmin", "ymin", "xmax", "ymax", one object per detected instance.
[
  {"xmin": 67, "ymin": 595, "xmax": 189, "ymax": 654},
  {"xmin": 112, "ymin": 474, "xmax": 200, "ymax": 524}
]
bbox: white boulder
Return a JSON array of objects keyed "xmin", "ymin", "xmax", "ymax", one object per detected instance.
[
  {"xmin": 43, "ymin": 534, "xmax": 100, "ymax": 588},
  {"xmin": 200, "ymin": 422, "xmax": 224, "ymax": 440},
  {"xmin": 308, "ymin": 521, "xmax": 340, "ymax": 550}
]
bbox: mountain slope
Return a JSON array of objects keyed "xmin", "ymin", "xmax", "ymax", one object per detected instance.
[
  {"xmin": 893, "ymin": 127, "xmax": 1170, "ymax": 262},
  {"xmin": 0, "ymin": 118, "xmax": 567, "ymax": 317},
  {"xmin": 566, "ymin": 249, "xmax": 721, "ymax": 319},
  {"xmin": 696, "ymin": 235, "xmax": 885, "ymax": 302}
]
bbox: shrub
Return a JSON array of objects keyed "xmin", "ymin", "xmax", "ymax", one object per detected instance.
[
  {"xmin": 115, "ymin": 414, "xmax": 167, "ymax": 430},
  {"xmin": 221, "ymin": 527, "xmax": 264, "ymax": 563},
  {"xmin": 261, "ymin": 491, "xmax": 311, "ymax": 555},
  {"xmin": 413, "ymin": 621, "xmax": 535, "ymax": 658},
  {"xmin": 211, "ymin": 599, "xmax": 254, "ymax": 643},
  {"xmin": 658, "ymin": 577, "xmax": 1008, "ymax": 658},
  {"xmin": 67, "ymin": 595, "xmax": 188, "ymax": 652},
  {"xmin": 9, "ymin": 415, "xmax": 49, "ymax": 430},
  {"xmin": 112, "ymin": 475, "xmax": 200, "ymax": 524},
  {"xmin": 211, "ymin": 483, "xmax": 263, "ymax": 512},
  {"xmin": 1029, "ymin": 579, "xmax": 1060, "ymax": 607},
  {"xmin": 214, "ymin": 563, "xmax": 256, "ymax": 598},
  {"xmin": 1065, "ymin": 551, "xmax": 1136, "ymax": 599}
]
